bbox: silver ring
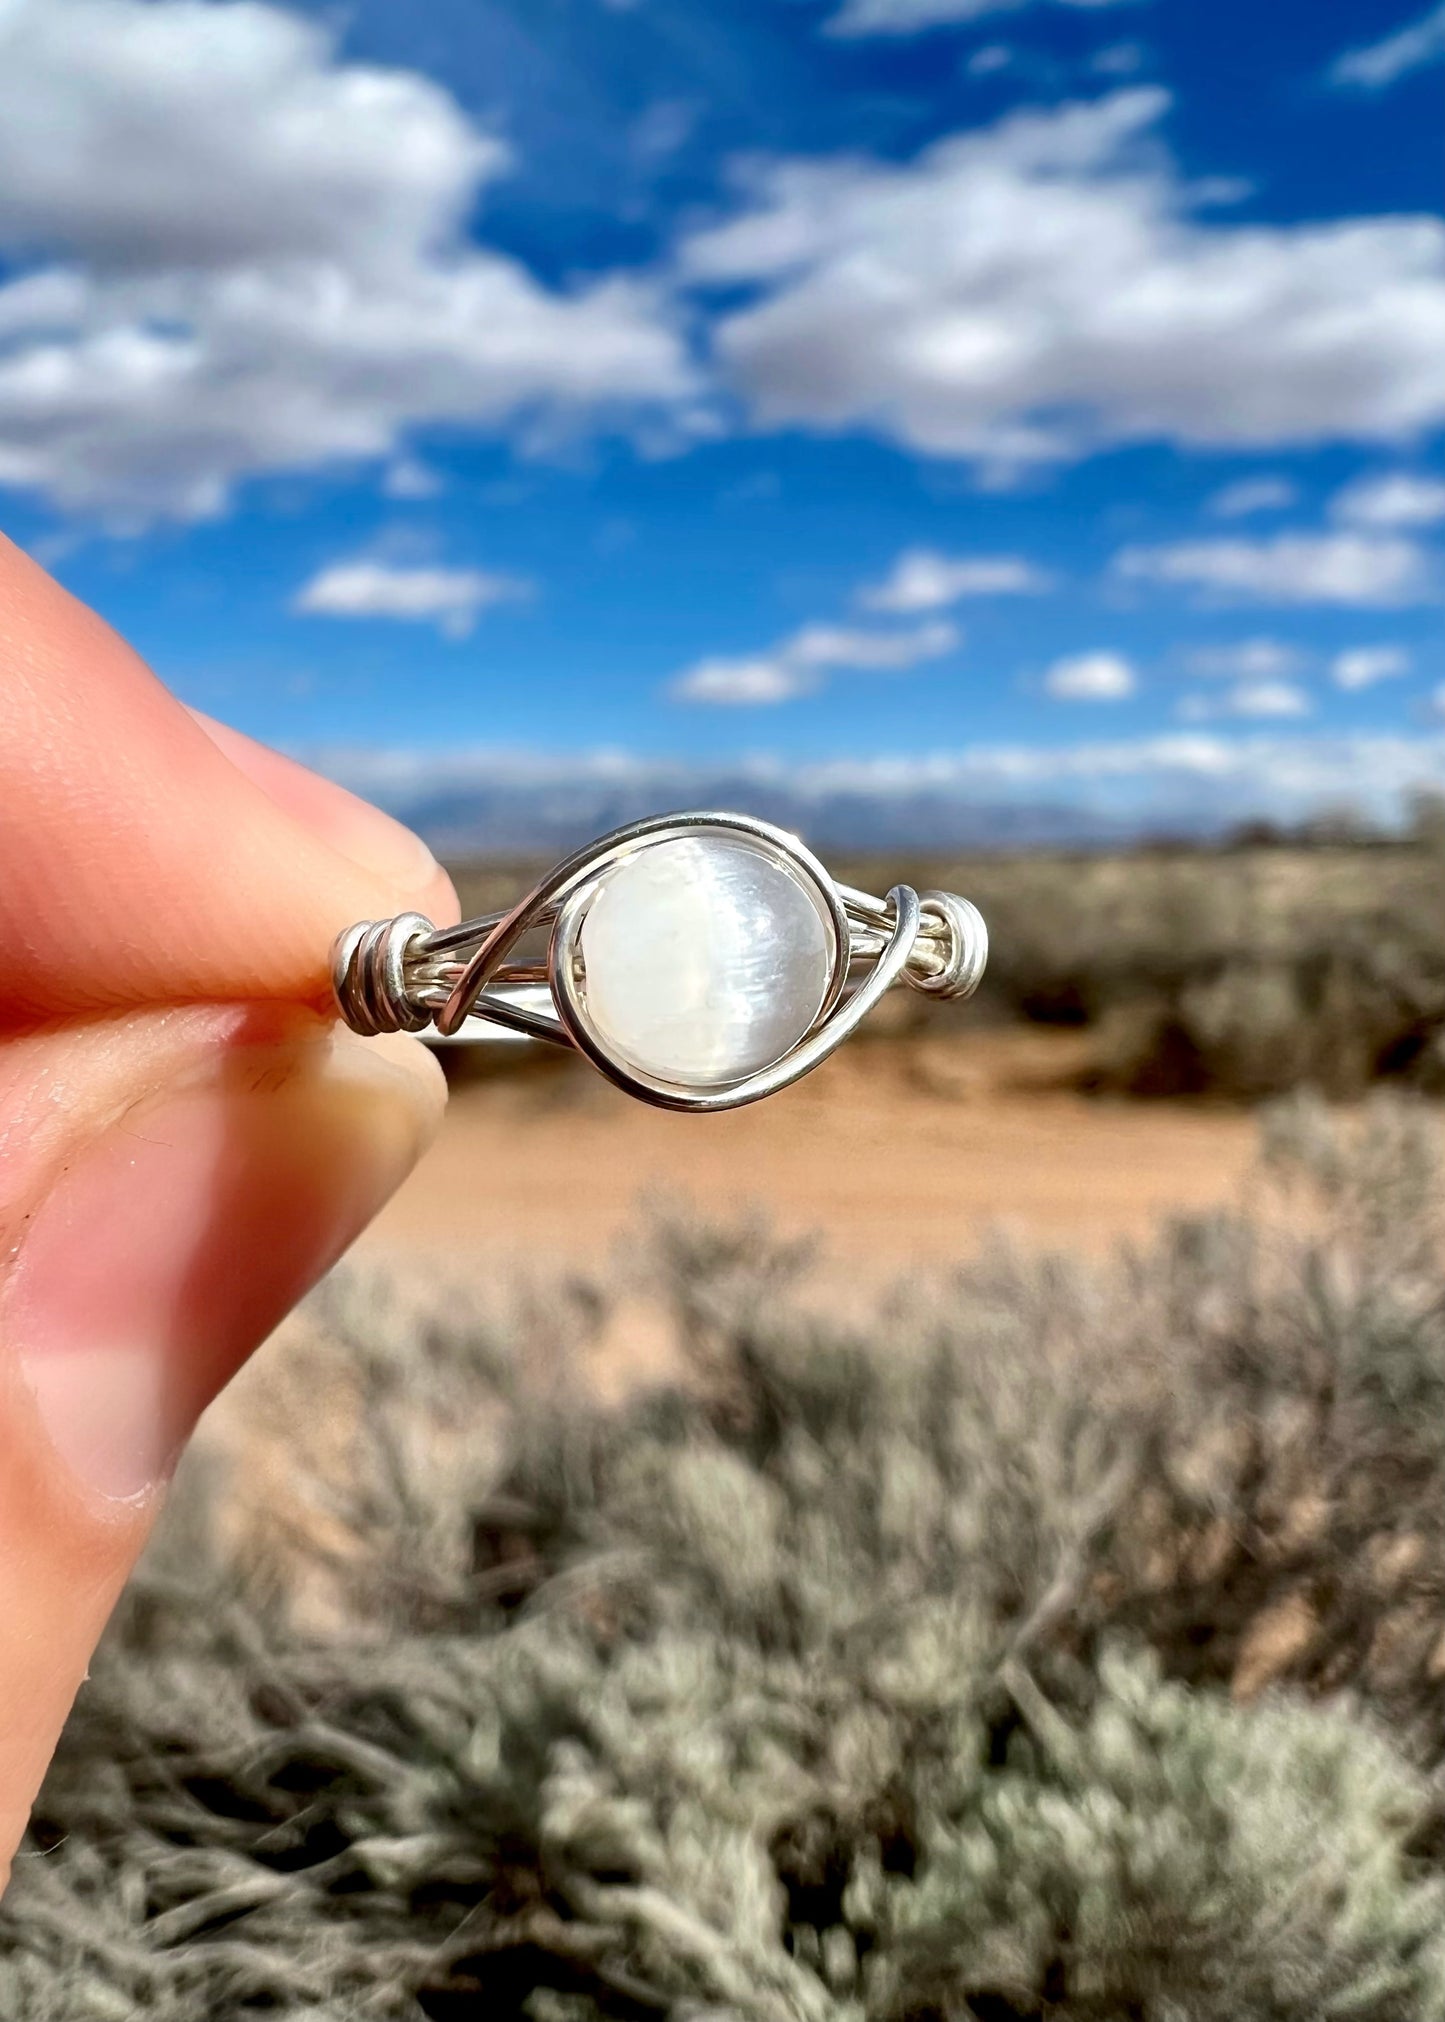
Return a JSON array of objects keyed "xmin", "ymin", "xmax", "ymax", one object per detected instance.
[{"xmin": 331, "ymin": 810, "xmax": 988, "ymax": 1113}]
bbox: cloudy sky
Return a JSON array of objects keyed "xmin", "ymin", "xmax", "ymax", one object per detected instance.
[{"xmin": 0, "ymin": 0, "xmax": 1442, "ymax": 829}]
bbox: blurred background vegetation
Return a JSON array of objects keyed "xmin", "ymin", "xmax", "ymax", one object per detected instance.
[{"xmin": 9, "ymin": 1099, "xmax": 1445, "ymax": 2018}]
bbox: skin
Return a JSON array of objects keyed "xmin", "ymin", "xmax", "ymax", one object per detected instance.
[{"xmin": 0, "ymin": 533, "xmax": 461, "ymax": 1888}]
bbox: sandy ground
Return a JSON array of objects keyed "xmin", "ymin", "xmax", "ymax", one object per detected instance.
[
  {"xmin": 216, "ymin": 1033, "xmax": 1259, "ymax": 1466},
  {"xmin": 357, "ymin": 1030, "xmax": 1260, "ymax": 1285}
]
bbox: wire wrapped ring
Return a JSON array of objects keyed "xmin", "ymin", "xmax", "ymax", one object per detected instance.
[{"xmin": 332, "ymin": 811, "xmax": 987, "ymax": 1113}]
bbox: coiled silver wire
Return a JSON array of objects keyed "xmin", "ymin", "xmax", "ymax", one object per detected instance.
[{"xmin": 333, "ymin": 810, "xmax": 988, "ymax": 1112}]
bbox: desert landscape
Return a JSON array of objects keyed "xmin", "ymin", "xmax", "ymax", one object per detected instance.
[
  {"xmin": 12, "ymin": 836, "xmax": 1445, "ymax": 2020},
  {"xmin": 4, "ymin": 0, "xmax": 1441, "ymax": 2007}
]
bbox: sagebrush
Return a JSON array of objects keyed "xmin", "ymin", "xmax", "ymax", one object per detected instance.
[{"xmin": 7, "ymin": 1098, "xmax": 1445, "ymax": 2017}]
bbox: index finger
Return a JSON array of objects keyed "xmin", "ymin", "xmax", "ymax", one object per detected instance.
[{"xmin": 0, "ymin": 535, "xmax": 457, "ymax": 1028}]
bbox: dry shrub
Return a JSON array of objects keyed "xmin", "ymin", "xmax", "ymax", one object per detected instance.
[
  {"xmin": 832, "ymin": 844, "xmax": 1445, "ymax": 1101},
  {"xmin": 7, "ymin": 1099, "xmax": 1445, "ymax": 2016}
]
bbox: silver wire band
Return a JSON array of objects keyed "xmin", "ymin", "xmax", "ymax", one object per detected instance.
[{"xmin": 332, "ymin": 810, "xmax": 987, "ymax": 1112}]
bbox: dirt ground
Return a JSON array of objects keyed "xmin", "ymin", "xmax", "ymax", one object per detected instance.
[
  {"xmin": 213, "ymin": 1031, "xmax": 1262, "ymax": 1451},
  {"xmin": 358, "ymin": 1029, "xmax": 1260, "ymax": 1284}
]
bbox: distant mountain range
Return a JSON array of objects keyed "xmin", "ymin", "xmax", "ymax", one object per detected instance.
[
  {"xmin": 393, "ymin": 782, "xmax": 1141, "ymax": 859},
  {"xmin": 321, "ymin": 738, "xmax": 1424, "ymax": 859},
  {"xmin": 331, "ymin": 759, "xmax": 1148, "ymax": 859}
]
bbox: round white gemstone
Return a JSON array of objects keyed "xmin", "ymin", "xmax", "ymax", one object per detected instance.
[{"xmin": 578, "ymin": 836, "xmax": 833, "ymax": 1089}]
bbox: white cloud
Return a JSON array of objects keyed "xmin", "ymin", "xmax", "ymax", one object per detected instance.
[
  {"xmin": 0, "ymin": 0, "xmax": 693, "ymax": 520},
  {"xmin": 293, "ymin": 560, "xmax": 531, "ymax": 637},
  {"xmin": 788, "ymin": 619, "xmax": 959, "ymax": 668},
  {"xmin": 381, "ymin": 458, "xmax": 443, "ymax": 501},
  {"xmin": 1186, "ymin": 638, "xmax": 1305, "ymax": 679},
  {"xmin": 1178, "ymin": 680, "xmax": 1311, "ymax": 721},
  {"xmin": 1091, "ymin": 41, "xmax": 1145, "ymax": 75},
  {"xmin": 827, "ymin": 0, "xmax": 1016, "ymax": 30},
  {"xmin": 668, "ymin": 656, "xmax": 809, "ymax": 705},
  {"xmin": 968, "ymin": 43, "xmax": 1015, "ymax": 74},
  {"xmin": 1224, "ymin": 680, "xmax": 1312, "ymax": 719},
  {"xmin": 1208, "ymin": 476, "xmax": 1298, "ymax": 519},
  {"xmin": 671, "ymin": 617, "xmax": 958, "ymax": 704},
  {"xmin": 1331, "ymin": 3, "xmax": 1445, "ymax": 88},
  {"xmin": 825, "ymin": 0, "xmax": 1134, "ymax": 36},
  {"xmin": 1043, "ymin": 650, "xmax": 1136, "ymax": 700},
  {"xmin": 683, "ymin": 89, "xmax": 1445, "ymax": 470},
  {"xmin": 1115, "ymin": 532, "xmax": 1433, "ymax": 606},
  {"xmin": 860, "ymin": 548, "xmax": 1050, "ymax": 612},
  {"xmin": 1332, "ymin": 471, "xmax": 1445, "ymax": 528},
  {"xmin": 0, "ymin": 0, "xmax": 505, "ymax": 270},
  {"xmin": 1332, "ymin": 646, "xmax": 1412, "ymax": 690}
]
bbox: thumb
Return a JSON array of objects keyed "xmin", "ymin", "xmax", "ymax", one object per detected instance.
[{"xmin": 0, "ymin": 1003, "xmax": 444, "ymax": 1881}]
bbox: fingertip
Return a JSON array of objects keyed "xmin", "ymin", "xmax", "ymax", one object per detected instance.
[{"xmin": 189, "ymin": 712, "xmax": 460, "ymax": 928}]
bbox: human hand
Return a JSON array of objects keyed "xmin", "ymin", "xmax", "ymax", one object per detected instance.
[{"xmin": 0, "ymin": 535, "xmax": 457, "ymax": 1886}]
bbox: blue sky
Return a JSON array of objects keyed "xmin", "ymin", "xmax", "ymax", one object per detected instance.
[{"xmin": 0, "ymin": 0, "xmax": 1442, "ymax": 831}]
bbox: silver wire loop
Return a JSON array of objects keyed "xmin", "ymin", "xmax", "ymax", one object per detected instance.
[{"xmin": 332, "ymin": 810, "xmax": 989, "ymax": 1112}]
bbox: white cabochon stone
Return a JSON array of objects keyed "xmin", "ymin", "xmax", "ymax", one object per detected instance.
[{"xmin": 578, "ymin": 836, "xmax": 834, "ymax": 1089}]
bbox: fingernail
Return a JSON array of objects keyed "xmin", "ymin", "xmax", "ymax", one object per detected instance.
[
  {"xmin": 6, "ymin": 1028, "xmax": 443, "ymax": 1501},
  {"xmin": 307, "ymin": 789, "xmax": 441, "ymax": 895},
  {"xmin": 190, "ymin": 711, "xmax": 441, "ymax": 896},
  {"xmin": 289, "ymin": 780, "xmax": 434, "ymax": 893}
]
